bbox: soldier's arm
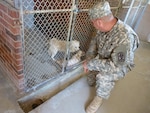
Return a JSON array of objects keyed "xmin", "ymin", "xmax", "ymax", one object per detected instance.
[
  {"xmin": 87, "ymin": 34, "xmax": 138, "ymax": 74},
  {"xmin": 86, "ymin": 37, "xmax": 98, "ymax": 60}
]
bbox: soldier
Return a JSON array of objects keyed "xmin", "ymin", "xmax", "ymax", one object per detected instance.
[{"xmin": 83, "ymin": 1, "xmax": 139, "ymax": 113}]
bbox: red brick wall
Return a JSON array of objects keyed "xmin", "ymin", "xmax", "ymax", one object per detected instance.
[{"xmin": 0, "ymin": 1, "xmax": 24, "ymax": 91}]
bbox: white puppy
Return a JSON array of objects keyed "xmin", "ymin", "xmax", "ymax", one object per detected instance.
[{"xmin": 48, "ymin": 38, "xmax": 80, "ymax": 60}]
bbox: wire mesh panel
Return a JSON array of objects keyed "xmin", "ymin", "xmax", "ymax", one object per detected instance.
[
  {"xmin": 21, "ymin": 0, "xmax": 74, "ymax": 90},
  {"xmin": 20, "ymin": 0, "xmax": 101, "ymax": 90}
]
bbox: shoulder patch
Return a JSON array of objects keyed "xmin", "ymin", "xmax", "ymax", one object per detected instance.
[{"xmin": 111, "ymin": 44, "xmax": 128, "ymax": 66}]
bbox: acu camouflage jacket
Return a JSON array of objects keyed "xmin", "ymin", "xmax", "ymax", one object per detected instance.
[{"xmin": 86, "ymin": 19, "xmax": 139, "ymax": 75}]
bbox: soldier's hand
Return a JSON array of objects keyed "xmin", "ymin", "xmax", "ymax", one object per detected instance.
[{"xmin": 83, "ymin": 61, "xmax": 89, "ymax": 73}]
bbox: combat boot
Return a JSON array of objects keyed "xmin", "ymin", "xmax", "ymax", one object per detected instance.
[{"xmin": 86, "ymin": 96, "xmax": 102, "ymax": 113}]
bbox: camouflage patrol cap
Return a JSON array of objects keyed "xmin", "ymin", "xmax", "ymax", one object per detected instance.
[{"xmin": 88, "ymin": 1, "xmax": 112, "ymax": 20}]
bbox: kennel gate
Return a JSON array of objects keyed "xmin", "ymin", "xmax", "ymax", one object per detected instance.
[{"xmin": 19, "ymin": 0, "xmax": 127, "ymax": 91}]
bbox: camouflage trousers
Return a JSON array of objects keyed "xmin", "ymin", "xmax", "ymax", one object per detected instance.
[{"xmin": 87, "ymin": 71, "xmax": 124, "ymax": 99}]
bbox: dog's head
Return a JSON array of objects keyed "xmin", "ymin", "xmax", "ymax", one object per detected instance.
[{"xmin": 70, "ymin": 40, "xmax": 80, "ymax": 52}]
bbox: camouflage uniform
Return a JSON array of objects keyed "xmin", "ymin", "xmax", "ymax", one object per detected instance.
[{"xmin": 86, "ymin": 19, "xmax": 139, "ymax": 99}]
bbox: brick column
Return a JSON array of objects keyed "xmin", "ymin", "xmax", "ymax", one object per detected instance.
[{"xmin": 0, "ymin": 1, "xmax": 24, "ymax": 91}]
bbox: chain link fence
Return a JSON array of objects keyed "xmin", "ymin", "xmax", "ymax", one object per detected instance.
[{"xmin": 20, "ymin": 0, "xmax": 100, "ymax": 91}]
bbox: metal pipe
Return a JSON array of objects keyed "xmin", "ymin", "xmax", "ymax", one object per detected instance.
[
  {"xmin": 67, "ymin": 4, "xmax": 78, "ymax": 60},
  {"xmin": 122, "ymin": 6, "xmax": 140, "ymax": 8},
  {"xmin": 24, "ymin": 6, "xmax": 121, "ymax": 14},
  {"xmin": 134, "ymin": 0, "xmax": 149, "ymax": 31},
  {"xmin": 24, "ymin": 9, "xmax": 72, "ymax": 14},
  {"xmin": 131, "ymin": 0, "xmax": 143, "ymax": 27},
  {"xmin": 62, "ymin": 0, "xmax": 76, "ymax": 73},
  {"xmin": 124, "ymin": 0, "xmax": 135, "ymax": 23},
  {"xmin": 19, "ymin": 0, "xmax": 26, "ymax": 91},
  {"xmin": 115, "ymin": 0, "xmax": 123, "ymax": 16}
]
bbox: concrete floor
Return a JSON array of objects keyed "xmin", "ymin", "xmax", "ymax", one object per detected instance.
[
  {"xmin": 0, "ymin": 40, "xmax": 150, "ymax": 113},
  {"xmin": 0, "ymin": 69, "xmax": 24, "ymax": 113}
]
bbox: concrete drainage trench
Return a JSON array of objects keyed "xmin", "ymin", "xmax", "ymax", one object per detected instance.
[{"xmin": 18, "ymin": 66, "xmax": 86, "ymax": 113}]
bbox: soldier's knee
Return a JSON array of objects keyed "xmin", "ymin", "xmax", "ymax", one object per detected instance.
[
  {"xmin": 86, "ymin": 71, "xmax": 97, "ymax": 86},
  {"xmin": 87, "ymin": 75, "xmax": 96, "ymax": 86}
]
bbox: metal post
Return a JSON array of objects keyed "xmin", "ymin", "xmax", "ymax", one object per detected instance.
[
  {"xmin": 62, "ymin": 0, "xmax": 77, "ymax": 73},
  {"xmin": 130, "ymin": 0, "xmax": 143, "ymax": 27},
  {"xmin": 19, "ymin": 0, "xmax": 26, "ymax": 91},
  {"xmin": 124, "ymin": 0, "xmax": 135, "ymax": 23},
  {"xmin": 134, "ymin": 0, "xmax": 150, "ymax": 30},
  {"xmin": 115, "ymin": 0, "xmax": 123, "ymax": 17}
]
